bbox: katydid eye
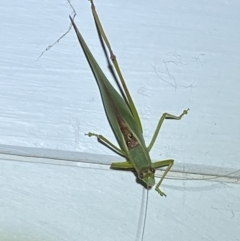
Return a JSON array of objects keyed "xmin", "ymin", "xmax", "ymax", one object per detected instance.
[
  {"xmin": 128, "ymin": 133, "xmax": 133, "ymax": 139},
  {"xmin": 151, "ymin": 168, "xmax": 155, "ymax": 174},
  {"xmin": 139, "ymin": 172, "xmax": 144, "ymax": 179}
]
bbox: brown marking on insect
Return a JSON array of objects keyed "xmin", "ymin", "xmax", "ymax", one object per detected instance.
[
  {"xmin": 111, "ymin": 108, "xmax": 139, "ymax": 149},
  {"xmin": 101, "ymin": 72, "xmax": 139, "ymax": 149}
]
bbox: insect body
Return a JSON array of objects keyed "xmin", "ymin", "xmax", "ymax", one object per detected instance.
[{"xmin": 70, "ymin": 0, "xmax": 189, "ymax": 196}]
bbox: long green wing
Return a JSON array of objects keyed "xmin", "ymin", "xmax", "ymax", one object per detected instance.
[
  {"xmin": 70, "ymin": 17, "xmax": 145, "ymax": 152},
  {"xmin": 90, "ymin": 5, "xmax": 143, "ymax": 134}
]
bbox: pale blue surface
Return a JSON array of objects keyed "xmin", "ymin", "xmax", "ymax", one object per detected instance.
[{"xmin": 0, "ymin": 0, "xmax": 240, "ymax": 240}]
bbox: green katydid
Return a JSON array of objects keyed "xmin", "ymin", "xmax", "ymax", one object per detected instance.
[{"xmin": 70, "ymin": 0, "xmax": 189, "ymax": 196}]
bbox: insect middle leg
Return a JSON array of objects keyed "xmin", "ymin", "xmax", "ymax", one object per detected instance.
[
  {"xmin": 86, "ymin": 132, "xmax": 126, "ymax": 156},
  {"xmin": 86, "ymin": 132, "xmax": 134, "ymax": 170},
  {"xmin": 147, "ymin": 109, "xmax": 189, "ymax": 152}
]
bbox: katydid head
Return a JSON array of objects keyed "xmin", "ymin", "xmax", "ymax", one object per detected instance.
[{"xmin": 138, "ymin": 168, "xmax": 156, "ymax": 188}]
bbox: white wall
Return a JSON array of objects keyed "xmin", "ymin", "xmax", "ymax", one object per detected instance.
[{"xmin": 0, "ymin": 0, "xmax": 240, "ymax": 240}]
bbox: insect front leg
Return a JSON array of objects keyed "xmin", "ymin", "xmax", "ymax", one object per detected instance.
[
  {"xmin": 147, "ymin": 109, "xmax": 189, "ymax": 152},
  {"xmin": 86, "ymin": 132, "xmax": 126, "ymax": 156},
  {"xmin": 152, "ymin": 159, "xmax": 174, "ymax": 196},
  {"xmin": 110, "ymin": 161, "xmax": 134, "ymax": 169}
]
